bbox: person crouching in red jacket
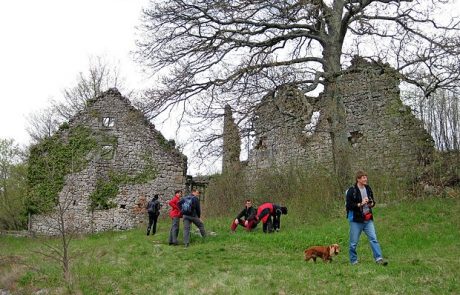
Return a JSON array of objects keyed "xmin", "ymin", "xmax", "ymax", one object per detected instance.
[
  {"xmin": 251, "ymin": 203, "xmax": 288, "ymax": 233},
  {"xmin": 168, "ymin": 190, "xmax": 183, "ymax": 245}
]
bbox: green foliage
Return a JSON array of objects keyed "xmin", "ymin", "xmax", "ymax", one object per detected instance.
[
  {"xmin": 27, "ymin": 126, "xmax": 98, "ymax": 214},
  {"xmin": 89, "ymin": 178, "xmax": 119, "ymax": 210},
  {"xmin": 1, "ymin": 197, "xmax": 459, "ymax": 294},
  {"xmin": 421, "ymin": 151, "xmax": 460, "ymax": 187},
  {"xmin": 88, "ymin": 158, "xmax": 157, "ymax": 210},
  {"xmin": 204, "ymin": 171, "xmax": 248, "ymax": 217},
  {"xmin": 205, "ymin": 165, "xmax": 341, "ymax": 223},
  {"xmin": 0, "ymin": 138, "xmax": 28, "ymax": 230}
]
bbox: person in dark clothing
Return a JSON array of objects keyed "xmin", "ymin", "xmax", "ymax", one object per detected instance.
[
  {"xmin": 231, "ymin": 199, "xmax": 257, "ymax": 232},
  {"xmin": 346, "ymin": 170, "xmax": 387, "ymax": 266},
  {"xmin": 146, "ymin": 194, "xmax": 161, "ymax": 236},
  {"xmin": 178, "ymin": 189, "xmax": 206, "ymax": 247},
  {"xmin": 253, "ymin": 203, "xmax": 288, "ymax": 233}
]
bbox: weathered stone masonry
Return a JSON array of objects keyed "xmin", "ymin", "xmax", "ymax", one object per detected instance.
[
  {"xmin": 31, "ymin": 88, "xmax": 187, "ymax": 235},
  {"xmin": 236, "ymin": 59, "xmax": 434, "ymax": 178}
]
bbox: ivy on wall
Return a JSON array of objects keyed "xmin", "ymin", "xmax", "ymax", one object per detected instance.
[
  {"xmin": 27, "ymin": 125, "xmax": 98, "ymax": 214},
  {"xmin": 27, "ymin": 122, "xmax": 159, "ymax": 213},
  {"xmin": 88, "ymin": 157, "xmax": 157, "ymax": 210}
]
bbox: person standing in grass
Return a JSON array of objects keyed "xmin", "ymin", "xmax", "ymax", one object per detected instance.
[
  {"xmin": 146, "ymin": 194, "xmax": 161, "ymax": 236},
  {"xmin": 179, "ymin": 189, "xmax": 206, "ymax": 247},
  {"xmin": 346, "ymin": 170, "xmax": 388, "ymax": 266},
  {"xmin": 252, "ymin": 202, "xmax": 288, "ymax": 233},
  {"xmin": 168, "ymin": 190, "xmax": 183, "ymax": 245},
  {"xmin": 230, "ymin": 199, "xmax": 257, "ymax": 232}
]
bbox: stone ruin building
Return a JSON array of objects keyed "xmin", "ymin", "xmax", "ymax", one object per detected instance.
[
  {"xmin": 30, "ymin": 88, "xmax": 187, "ymax": 235},
  {"xmin": 223, "ymin": 58, "xmax": 434, "ymax": 179}
]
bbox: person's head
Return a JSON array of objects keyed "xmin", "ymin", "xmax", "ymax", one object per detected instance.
[
  {"xmin": 280, "ymin": 206, "xmax": 288, "ymax": 215},
  {"xmin": 275, "ymin": 206, "xmax": 288, "ymax": 215},
  {"xmin": 355, "ymin": 170, "xmax": 368, "ymax": 186},
  {"xmin": 191, "ymin": 188, "xmax": 200, "ymax": 197},
  {"xmin": 245, "ymin": 199, "xmax": 252, "ymax": 208},
  {"xmin": 153, "ymin": 194, "xmax": 159, "ymax": 200},
  {"xmin": 174, "ymin": 190, "xmax": 183, "ymax": 197}
]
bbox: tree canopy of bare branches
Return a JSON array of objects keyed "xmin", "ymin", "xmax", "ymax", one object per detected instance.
[
  {"xmin": 26, "ymin": 57, "xmax": 139, "ymax": 144},
  {"xmin": 136, "ymin": 0, "xmax": 460, "ymax": 184}
]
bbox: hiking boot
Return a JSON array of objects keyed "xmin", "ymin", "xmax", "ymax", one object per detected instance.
[
  {"xmin": 184, "ymin": 243, "xmax": 189, "ymax": 248},
  {"xmin": 351, "ymin": 261, "xmax": 359, "ymax": 266},
  {"xmin": 376, "ymin": 259, "xmax": 388, "ymax": 266}
]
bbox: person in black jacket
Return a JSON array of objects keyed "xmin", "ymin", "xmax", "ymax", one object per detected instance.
[
  {"xmin": 346, "ymin": 170, "xmax": 387, "ymax": 266},
  {"xmin": 231, "ymin": 199, "xmax": 257, "ymax": 232},
  {"xmin": 179, "ymin": 189, "xmax": 206, "ymax": 247},
  {"xmin": 146, "ymin": 194, "xmax": 161, "ymax": 236}
]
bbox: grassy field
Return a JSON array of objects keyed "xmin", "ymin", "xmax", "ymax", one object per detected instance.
[{"xmin": 1, "ymin": 197, "xmax": 459, "ymax": 294}]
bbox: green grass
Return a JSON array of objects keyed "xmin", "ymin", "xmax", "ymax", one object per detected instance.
[{"xmin": 1, "ymin": 197, "xmax": 459, "ymax": 294}]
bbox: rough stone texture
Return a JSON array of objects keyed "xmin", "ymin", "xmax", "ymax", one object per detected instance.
[
  {"xmin": 31, "ymin": 88, "xmax": 187, "ymax": 235},
  {"xmin": 222, "ymin": 105, "xmax": 241, "ymax": 173},
  {"xmin": 246, "ymin": 59, "xmax": 434, "ymax": 178}
]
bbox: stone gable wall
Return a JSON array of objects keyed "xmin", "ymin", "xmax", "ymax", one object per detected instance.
[
  {"xmin": 245, "ymin": 59, "xmax": 433, "ymax": 178},
  {"xmin": 31, "ymin": 89, "xmax": 187, "ymax": 235}
]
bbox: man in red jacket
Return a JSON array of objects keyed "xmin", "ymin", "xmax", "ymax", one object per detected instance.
[
  {"xmin": 254, "ymin": 202, "xmax": 288, "ymax": 233},
  {"xmin": 168, "ymin": 190, "xmax": 183, "ymax": 245}
]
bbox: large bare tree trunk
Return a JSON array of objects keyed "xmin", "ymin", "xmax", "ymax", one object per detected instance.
[
  {"xmin": 322, "ymin": 9, "xmax": 352, "ymax": 188},
  {"xmin": 324, "ymin": 82, "xmax": 352, "ymax": 189}
]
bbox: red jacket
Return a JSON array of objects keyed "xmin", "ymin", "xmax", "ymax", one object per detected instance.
[
  {"xmin": 168, "ymin": 194, "xmax": 182, "ymax": 218},
  {"xmin": 256, "ymin": 203, "xmax": 274, "ymax": 224}
]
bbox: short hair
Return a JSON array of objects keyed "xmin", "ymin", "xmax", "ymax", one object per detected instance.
[
  {"xmin": 245, "ymin": 199, "xmax": 252, "ymax": 203},
  {"xmin": 153, "ymin": 194, "xmax": 159, "ymax": 200},
  {"xmin": 174, "ymin": 190, "xmax": 182, "ymax": 194},
  {"xmin": 191, "ymin": 188, "xmax": 199, "ymax": 193},
  {"xmin": 355, "ymin": 170, "xmax": 368, "ymax": 181}
]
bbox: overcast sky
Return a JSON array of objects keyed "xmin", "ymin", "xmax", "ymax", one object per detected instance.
[
  {"xmin": 1, "ymin": 1, "xmax": 459, "ymax": 175},
  {"xmin": 0, "ymin": 0, "xmax": 153, "ymax": 146}
]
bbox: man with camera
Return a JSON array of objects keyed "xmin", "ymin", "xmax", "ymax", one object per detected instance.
[{"xmin": 346, "ymin": 170, "xmax": 388, "ymax": 266}]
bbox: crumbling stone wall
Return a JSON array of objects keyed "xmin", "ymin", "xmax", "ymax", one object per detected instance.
[
  {"xmin": 246, "ymin": 59, "xmax": 434, "ymax": 178},
  {"xmin": 222, "ymin": 105, "xmax": 241, "ymax": 173},
  {"xmin": 31, "ymin": 88, "xmax": 187, "ymax": 235}
]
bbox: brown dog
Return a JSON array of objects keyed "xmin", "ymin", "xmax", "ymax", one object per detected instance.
[{"xmin": 304, "ymin": 244, "xmax": 340, "ymax": 263}]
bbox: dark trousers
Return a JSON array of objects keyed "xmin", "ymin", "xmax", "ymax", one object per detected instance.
[
  {"xmin": 169, "ymin": 217, "xmax": 180, "ymax": 244},
  {"xmin": 147, "ymin": 212, "xmax": 159, "ymax": 235},
  {"xmin": 183, "ymin": 215, "xmax": 206, "ymax": 245},
  {"xmin": 263, "ymin": 216, "xmax": 274, "ymax": 233}
]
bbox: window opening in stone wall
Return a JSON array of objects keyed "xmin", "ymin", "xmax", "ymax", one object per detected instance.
[
  {"xmin": 102, "ymin": 117, "xmax": 115, "ymax": 127},
  {"xmin": 120, "ymin": 204, "xmax": 126, "ymax": 209},
  {"xmin": 304, "ymin": 111, "xmax": 321, "ymax": 136},
  {"xmin": 348, "ymin": 131, "xmax": 364, "ymax": 145},
  {"xmin": 101, "ymin": 145, "xmax": 115, "ymax": 160}
]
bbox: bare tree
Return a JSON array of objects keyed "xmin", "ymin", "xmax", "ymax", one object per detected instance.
[
  {"xmin": 26, "ymin": 106, "xmax": 61, "ymax": 144},
  {"xmin": 403, "ymin": 84, "xmax": 460, "ymax": 151},
  {"xmin": 136, "ymin": 0, "xmax": 460, "ymax": 185},
  {"xmin": 26, "ymin": 56, "xmax": 146, "ymax": 143},
  {"xmin": 34, "ymin": 186, "xmax": 78, "ymax": 286},
  {"xmin": 53, "ymin": 56, "xmax": 130, "ymax": 121}
]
